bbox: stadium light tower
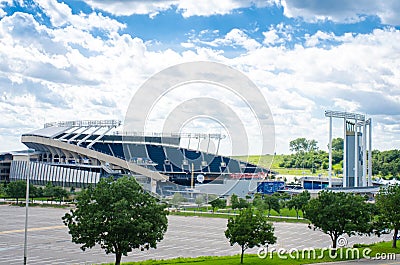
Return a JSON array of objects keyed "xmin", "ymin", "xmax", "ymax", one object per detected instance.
[{"xmin": 325, "ymin": 110, "xmax": 372, "ymax": 188}]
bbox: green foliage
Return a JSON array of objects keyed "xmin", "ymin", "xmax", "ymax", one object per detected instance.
[
  {"xmin": 289, "ymin": 138, "xmax": 318, "ymax": 154},
  {"xmin": 209, "ymin": 198, "xmax": 226, "ymax": 212},
  {"xmin": 252, "ymin": 193, "xmax": 263, "ymax": 209},
  {"xmin": 43, "ymin": 182, "xmax": 69, "ymax": 203},
  {"xmin": 263, "ymin": 194, "xmax": 281, "ymax": 216},
  {"xmin": 305, "ymin": 191, "xmax": 373, "ymax": 250},
  {"xmin": 279, "ymin": 150, "xmax": 329, "ymax": 172},
  {"xmin": 254, "ymin": 193, "xmax": 289, "ymax": 216},
  {"xmin": 230, "ymin": 194, "xmax": 239, "ymax": 209},
  {"xmin": 195, "ymin": 195, "xmax": 205, "ymax": 207},
  {"xmin": 230, "ymin": 194, "xmax": 248, "ymax": 209},
  {"xmin": 62, "ymin": 176, "xmax": 168, "ymax": 265},
  {"xmin": 375, "ymin": 184, "xmax": 400, "ymax": 248},
  {"xmin": 225, "ymin": 207, "xmax": 276, "ymax": 263},
  {"xmin": 287, "ymin": 190, "xmax": 310, "ymax": 219},
  {"xmin": 6, "ymin": 181, "xmax": 26, "ymax": 203},
  {"xmin": 331, "ymin": 138, "xmax": 344, "ymax": 152},
  {"xmin": 0, "ymin": 182, "xmax": 6, "ymax": 196},
  {"xmin": 372, "ymin": 149, "xmax": 400, "ymax": 178},
  {"xmin": 237, "ymin": 144, "xmax": 400, "ymax": 179},
  {"xmin": 237, "ymin": 198, "xmax": 249, "ymax": 209},
  {"xmin": 170, "ymin": 192, "xmax": 186, "ymax": 208},
  {"xmin": 5, "ymin": 180, "xmax": 40, "ymax": 203}
]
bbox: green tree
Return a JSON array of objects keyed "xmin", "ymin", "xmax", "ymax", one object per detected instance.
[
  {"xmin": 43, "ymin": 182, "xmax": 54, "ymax": 198},
  {"xmin": 305, "ymin": 191, "xmax": 373, "ymax": 252},
  {"xmin": 0, "ymin": 182, "xmax": 5, "ymax": 197},
  {"xmin": 195, "ymin": 194, "xmax": 205, "ymax": 207},
  {"xmin": 6, "ymin": 181, "xmax": 39, "ymax": 203},
  {"xmin": 230, "ymin": 194, "xmax": 249, "ymax": 210},
  {"xmin": 290, "ymin": 138, "xmax": 318, "ymax": 154},
  {"xmin": 170, "ymin": 192, "xmax": 186, "ymax": 208},
  {"xmin": 287, "ymin": 190, "xmax": 311, "ymax": 219},
  {"xmin": 42, "ymin": 182, "xmax": 68, "ymax": 203},
  {"xmin": 62, "ymin": 176, "xmax": 168, "ymax": 265},
  {"xmin": 230, "ymin": 193, "xmax": 239, "ymax": 209},
  {"xmin": 264, "ymin": 194, "xmax": 280, "ymax": 216},
  {"xmin": 372, "ymin": 150, "xmax": 400, "ymax": 178},
  {"xmin": 6, "ymin": 180, "xmax": 26, "ymax": 204},
  {"xmin": 252, "ymin": 193, "xmax": 264, "ymax": 210},
  {"xmin": 237, "ymin": 198, "xmax": 249, "ymax": 209},
  {"xmin": 331, "ymin": 138, "xmax": 344, "ymax": 152},
  {"xmin": 225, "ymin": 207, "xmax": 276, "ymax": 264},
  {"xmin": 52, "ymin": 186, "xmax": 69, "ymax": 203},
  {"xmin": 209, "ymin": 198, "xmax": 226, "ymax": 212},
  {"xmin": 375, "ymin": 185, "xmax": 400, "ymax": 248}
]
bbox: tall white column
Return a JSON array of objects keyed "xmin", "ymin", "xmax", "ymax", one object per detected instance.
[
  {"xmin": 328, "ymin": 116, "xmax": 332, "ymax": 188},
  {"xmin": 343, "ymin": 118, "xmax": 347, "ymax": 188},
  {"xmin": 354, "ymin": 120, "xmax": 359, "ymax": 187},
  {"xmin": 368, "ymin": 119, "xmax": 372, "ymax": 186},
  {"xmin": 362, "ymin": 122, "xmax": 367, "ymax": 187},
  {"xmin": 151, "ymin": 179, "xmax": 157, "ymax": 194}
]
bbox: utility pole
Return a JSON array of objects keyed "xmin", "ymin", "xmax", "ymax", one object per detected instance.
[{"xmin": 23, "ymin": 153, "xmax": 30, "ymax": 265}]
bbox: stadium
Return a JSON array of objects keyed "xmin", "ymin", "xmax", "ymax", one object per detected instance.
[{"xmin": 7, "ymin": 119, "xmax": 271, "ymax": 197}]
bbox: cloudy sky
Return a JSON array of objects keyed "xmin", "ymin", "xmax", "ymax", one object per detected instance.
[{"xmin": 0, "ymin": 0, "xmax": 399, "ymax": 154}]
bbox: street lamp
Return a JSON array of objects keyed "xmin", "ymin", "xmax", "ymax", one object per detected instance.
[{"xmin": 23, "ymin": 152, "xmax": 30, "ymax": 265}]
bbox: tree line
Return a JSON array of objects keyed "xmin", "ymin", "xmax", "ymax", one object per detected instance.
[
  {"xmin": 279, "ymin": 137, "xmax": 343, "ymax": 173},
  {"xmin": 281, "ymin": 137, "xmax": 400, "ymax": 178},
  {"xmin": 0, "ymin": 180, "xmax": 69, "ymax": 204}
]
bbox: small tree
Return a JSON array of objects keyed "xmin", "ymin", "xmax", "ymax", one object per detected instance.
[
  {"xmin": 170, "ymin": 192, "xmax": 186, "ymax": 208},
  {"xmin": 43, "ymin": 182, "xmax": 54, "ymax": 198},
  {"xmin": 238, "ymin": 198, "xmax": 249, "ymax": 209},
  {"xmin": 195, "ymin": 194, "xmax": 205, "ymax": 208},
  {"xmin": 225, "ymin": 207, "xmax": 276, "ymax": 263},
  {"xmin": 264, "ymin": 194, "xmax": 280, "ymax": 217},
  {"xmin": 6, "ymin": 181, "xmax": 39, "ymax": 203},
  {"xmin": 252, "ymin": 193, "xmax": 264, "ymax": 209},
  {"xmin": 209, "ymin": 198, "xmax": 226, "ymax": 212},
  {"xmin": 62, "ymin": 176, "xmax": 168, "ymax": 265},
  {"xmin": 0, "ymin": 182, "xmax": 5, "ymax": 197},
  {"xmin": 305, "ymin": 191, "xmax": 373, "ymax": 252},
  {"xmin": 6, "ymin": 180, "xmax": 27, "ymax": 204},
  {"xmin": 53, "ymin": 186, "xmax": 69, "ymax": 203},
  {"xmin": 287, "ymin": 190, "xmax": 310, "ymax": 219},
  {"xmin": 231, "ymin": 193, "xmax": 239, "ymax": 209},
  {"xmin": 375, "ymin": 184, "xmax": 400, "ymax": 248}
]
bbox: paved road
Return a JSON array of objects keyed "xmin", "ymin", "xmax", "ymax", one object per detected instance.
[{"xmin": 0, "ymin": 205, "xmax": 394, "ymax": 265}]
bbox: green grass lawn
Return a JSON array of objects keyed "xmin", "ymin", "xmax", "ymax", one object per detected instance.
[
  {"xmin": 235, "ymin": 154, "xmax": 281, "ymax": 169},
  {"xmin": 108, "ymin": 241, "xmax": 399, "ymax": 265},
  {"xmin": 180, "ymin": 207, "xmax": 304, "ymax": 219},
  {"xmin": 169, "ymin": 211, "xmax": 308, "ymax": 224},
  {"xmin": 234, "ymin": 154, "xmax": 329, "ymax": 176}
]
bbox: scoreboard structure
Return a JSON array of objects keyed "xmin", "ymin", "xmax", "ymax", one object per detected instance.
[
  {"xmin": 257, "ymin": 181, "xmax": 285, "ymax": 194},
  {"xmin": 325, "ymin": 110, "xmax": 372, "ymax": 188}
]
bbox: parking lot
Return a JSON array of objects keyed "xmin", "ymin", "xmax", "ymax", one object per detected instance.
[{"xmin": 0, "ymin": 205, "xmax": 392, "ymax": 265}]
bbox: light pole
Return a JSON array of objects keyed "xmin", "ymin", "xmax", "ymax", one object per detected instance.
[{"xmin": 23, "ymin": 153, "xmax": 30, "ymax": 265}]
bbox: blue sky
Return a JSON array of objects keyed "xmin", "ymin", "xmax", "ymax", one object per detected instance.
[{"xmin": 0, "ymin": 0, "xmax": 400, "ymax": 154}]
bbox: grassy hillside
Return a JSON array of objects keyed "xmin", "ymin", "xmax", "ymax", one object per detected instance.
[{"xmin": 234, "ymin": 154, "xmax": 329, "ymax": 176}]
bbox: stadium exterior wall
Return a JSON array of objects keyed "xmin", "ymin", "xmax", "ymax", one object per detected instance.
[{"xmin": 10, "ymin": 160, "xmax": 100, "ymax": 188}]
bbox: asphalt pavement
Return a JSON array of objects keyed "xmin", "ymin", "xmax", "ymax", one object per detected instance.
[{"xmin": 0, "ymin": 205, "xmax": 395, "ymax": 265}]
